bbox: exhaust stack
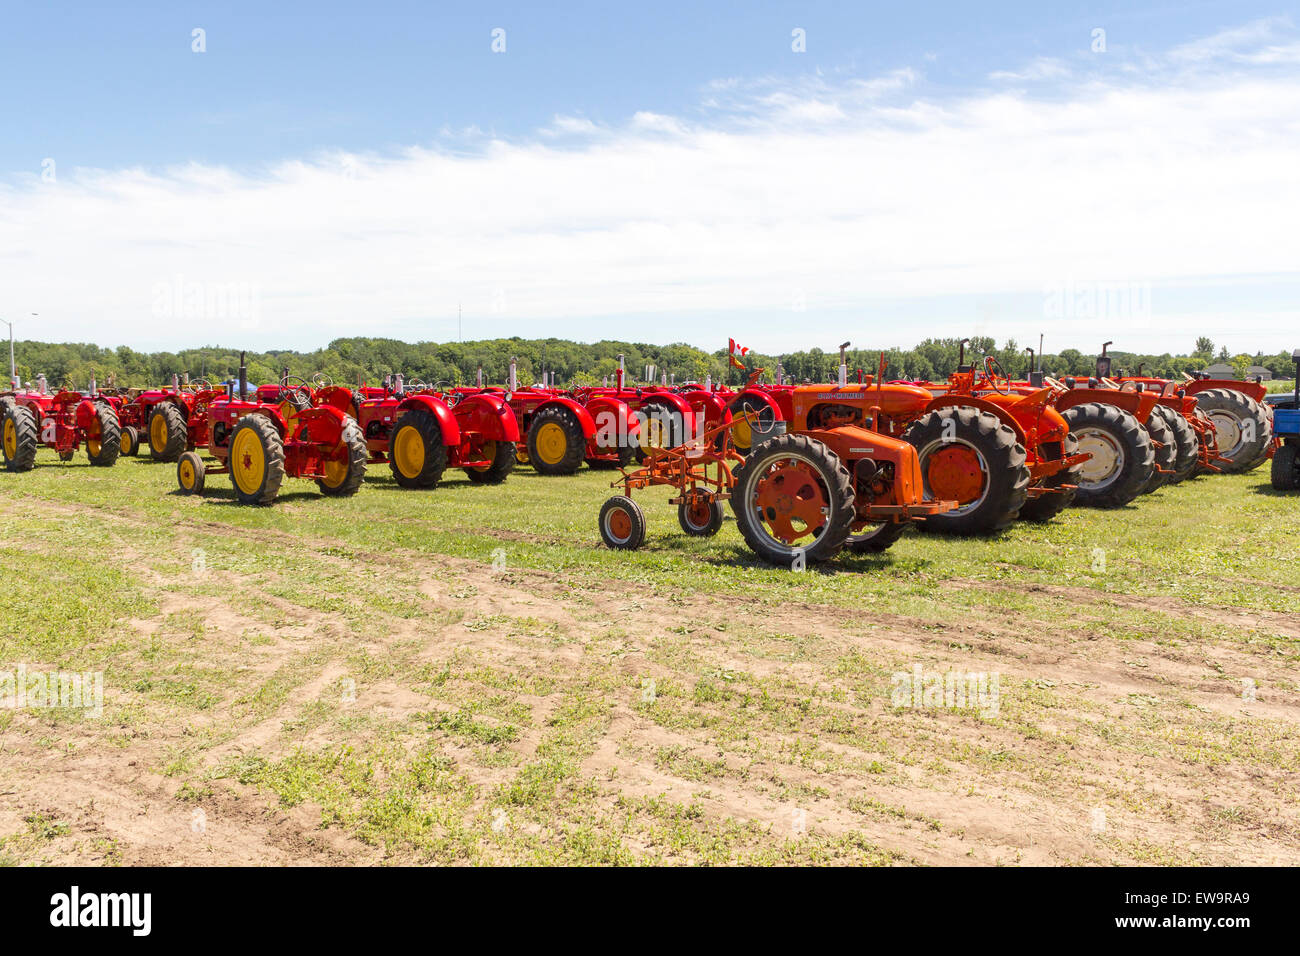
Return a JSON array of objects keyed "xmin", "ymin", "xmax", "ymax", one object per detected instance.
[
  {"xmin": 238, "ymin": 352, "xmax": 248, "ymax": 401},
  {"xmin": 837, "ymin": 342, "xmax": 850, "ymax": 387}
]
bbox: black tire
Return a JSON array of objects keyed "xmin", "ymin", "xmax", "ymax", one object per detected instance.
[
  {"xmin": 465, "ymin": 439, "xmax": 517, "ymax": 484},
  {"xmin": 526, "ymin": 405, "xmax": 586, "ymax": 475},
  {"xmin": 844, "ymin": 520, "xmax": 908, "ymax": 554},
  {"xmin": 677, "ymin": 494, "xmax": 725, "ymax": 536},
  {"xmin": 1271, "ymin": 442, "xmax": 1299, "ymax": 491},
  {"xmin": 226, "ymin": 414, "xmax": 286, "ymax": 505},
  {"xmin": 729, "ymin": 433, "xmax": 855, "ymax": 568},
  {"xmin": 148, "ymin": 401, "xmax": 188, "ymax": 462},
  {"xmin": 1062, "ymin": 403, "xmax": 1154, "ymax": 507},
  {"xmin": 1018, "ymin": 433, "xmax": 1081, "ymax": 522},
  {"xmin": 2, "ymin": 403, "xmax": 38, "ymax": 472},
  {"xmin": 388, "ymin": 407, "xmax": 449, "ymax": 489},
  {"xmin": 903, "ymin": 407, "xmax": 1030, "ymax": 534},
  {"xmin": 1141, "ymin": 409, "xmax": 1177, "ymax": 493},
  {"xmin": 317, "ymin": 418, "xmax": 367, "ymax": 497},
  {"xmin": 634, "ymin": 399, "xmax": 688, "ymax": 462},
  {"xmin": 599, "ymin": 495, "xmax": 646, "ymax": 549},
  {"xmin": 177, "ymin": 450, "xmax": 206, "ymax": 495},
  {"xmin": 587, "ymin": 442, "xmax": 635, "ymax": 470},
  {"xmin": 119, "ymin": 425, "xmax": 139, "ymax": 457},
  {"xmin": 1156, "ymin": 405, "xmax": 1198, "ymax": 484},
  {"xmin": 1194, "ymin": 388, "xmax": 1271, "ymax": 473},
  {"xmin": 86, "ymin": 403, "xmax": 121, "ymax": 467}
]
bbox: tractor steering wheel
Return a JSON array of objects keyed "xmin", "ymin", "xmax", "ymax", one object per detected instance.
[
  {"xmin": 280, "ymin": 375, "xmax": 313, "ymax": 408},
  {"xmin": 983, "ymin": 356, "xmax": 1010, "ymax": 395},
  {"xmin": 312, "ymin": 373, "xmax": 334, "ymax": 389}
]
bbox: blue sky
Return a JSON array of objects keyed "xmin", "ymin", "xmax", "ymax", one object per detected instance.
[{"xmin": 2, "ymin": 1, "xmax": 1298, "ymax": 355}]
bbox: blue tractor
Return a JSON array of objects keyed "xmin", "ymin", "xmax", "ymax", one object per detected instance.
[{"xmin": 1269, "ymin": 349, "xmax": 1300, "ymax": 491}]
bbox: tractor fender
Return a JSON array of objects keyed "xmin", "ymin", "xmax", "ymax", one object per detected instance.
[
  {"xmin": 1053, "ymin": 388, "xmax": 1142, "ymax": 417},
  {"xmin": 680, "ymin": 390, "xmax": 732, "ymax": 430},
  {"xmin": 634, "ymin": 392, "xmax": 695, "ymax": 433},
  {"xmin": 397, "ymin": 394, "xmax": 461, "ymax": 446},
  {"xmin": 74, "ymin": 399, "xmax": 102, "ymax": 431},
  {"xmin": 729, "ymin": 388, "xmax": 784, "ymax": 421},
  {"xmin": 582, "ymin": 395, "xmax": 640, "ymax": 445},
  {"xmin": 452, "ymin": 393, "xmax": 521, "ymax": 443},
  {"xmin": 922, "ymin": 394, "xmax": 1029, "ymax": 447},
  {"xmin": 313, "ymin": 385, "xmax": 360, "ymax": 419},
  {"xmin": 1186, "ymin": 378, "xmax": 1268, "ymax": 404},
  {"xmin": 535, "ymin": 396, "xmax": 597, "ymax": 439},
  {"xmin": 294, "ymin": 404, "xmax": 354, "ymax": 445}
]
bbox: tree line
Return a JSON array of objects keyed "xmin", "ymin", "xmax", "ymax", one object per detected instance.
[{"xmin": 6, "ymin": 334, "xmax": 1295, "ymax": 392}]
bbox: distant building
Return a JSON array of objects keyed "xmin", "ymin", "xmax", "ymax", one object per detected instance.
[
  {"xmin": 1248, "ymin": 365, "xmax": 1273, "ymax": 380},
  {"xmin": 1200, "ymin": 362, "xmax": 1273, "ymax": 381}
]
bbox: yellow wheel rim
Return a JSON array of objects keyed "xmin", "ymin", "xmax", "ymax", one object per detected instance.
[
  {"xmin": 231, "ymin": 427, "xmax": 266, "ymax": 495},
  {"xmin": 86, "ymin": 419, "xmax": 102, "ymax": 458},
  {"xmin": 150, "ymin": 413, "xmax": 169, "ymax": 452},
  {"xmin": 320, "ymin": 455, "xmax": 349, "ymax": 488},
  {"xmin": 731, "ymin": 414, "xmax": 752, "ymax": 450},
  {"xmin": 643, "ymin": 418, "xmax": 668, "ymax": 450},
  {"xmin": 3, "ymin": 418, "xmax": 15, "ymax": 458},
  {"xmin": 535, "ymin": 422, "xmax": 568, "ymax": 465},
  {"xmin": 393, "ymin": 426, "xmax": 425, "ymax": 479},
  {"xmin": 515, "ymin": 445, "xmax": 530, "ymax": 464},
  {"xmin": 472, "ymin": 441, "xmax": 497, "ymax": 472},
  {"xmin": 121, "ymin": 431, "xmax": 132, "ymax": 454},
  {"xmin": 179, "ymin": 458, "xmax": 196, "ymax": 489}
]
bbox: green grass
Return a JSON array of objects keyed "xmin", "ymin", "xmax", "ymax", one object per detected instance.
[{"xmin": 1, "ymin": 448, "xmax": 1297, "ymax": 865}]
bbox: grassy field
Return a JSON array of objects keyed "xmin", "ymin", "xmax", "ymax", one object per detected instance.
[{"xmin": 1, "ymin": 448, "xmax": 1297, "ymax": 866}]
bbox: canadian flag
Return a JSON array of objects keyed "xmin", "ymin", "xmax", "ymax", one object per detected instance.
[{"xmin": 728, "ymin": 338, "xmax": 750, "ymax": 370}]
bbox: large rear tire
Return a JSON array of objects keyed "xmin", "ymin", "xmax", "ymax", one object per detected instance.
[
  {"xmin": 1156, "ymin": 405, "xmax": 1198, "ymax": 484},
  {"xmin": 148, "ymin": 402, "xmax": 188, "ymax": 462},
  {"xmin": 389, "ymin": 408, "xmax": 449, "ymax": 488},
  {"xmin": 730, "ymin": 434, "xmax": 855, "ymax": 568},
  {"xmin": 317, "ymin": 418, "xmax": 367, "ymax": 497},
  {"xmin": 903, "ymin": 407, "xmax": 1030, "ymax": 534},
  {"xmin": 465, "ymin": 439, "xmax": 517, "ymax": 484},
  {"xmin": 1141, "ymin": 409, "xmax": 1177, "ymax": 493},
  {"xmin": 1271, "ymin": 443, "xmax": 1299, "ymax": 491},
  {"xmin": 1194, "ymin": 388, "xmax": 1271, "ymax": 473},
  {"xmin": 2, "ymin": 404, "xmax": 38, "ymax": 472},
  {"xmin": 227, "ymin": 415, "xmax": 286, "ymax": 505},
  {"xmin": 844, "ymin": 520, "xmax": 909, "ymax": 554},
  {"xmin": 527, "ymin": 406, "xmax": 585, "ymax": 475},
  {"xmin": 1018, "ymin": 433, "xmax": 1080, "ymax": 522},
  {"xmin": 86, "ymin": 403, "xmax": 121, "ymax": 467},
  {"xmin": 1062, "ymin": 403, "xmax": 1154, "ymax": 507}
]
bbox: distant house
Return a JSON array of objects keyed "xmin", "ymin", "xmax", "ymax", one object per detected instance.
[{"xmin": 1200, "ymin": 362, "xmax": 1272, "ymax": 381}]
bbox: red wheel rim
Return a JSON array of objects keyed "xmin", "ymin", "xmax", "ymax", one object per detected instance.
[
  {"xmin": 925, "ymin": 445, "xmax": 985, "ymax": 504},
  {"xmin": 607, "ymin": 507, "xmax": 633, "ymax": 540},
  {"xmin": 752, "ymin": 459, "xmax": 828, "ymax": 544}
]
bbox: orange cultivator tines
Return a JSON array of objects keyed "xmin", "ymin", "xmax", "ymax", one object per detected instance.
[{"xmin": 598, "ymin": 414, "xmax": 747, "ymax": 549}]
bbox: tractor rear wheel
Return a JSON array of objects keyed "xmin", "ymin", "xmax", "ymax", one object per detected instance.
[
  {"xmin": 176, "ymin": 451, "xmax": 206, "ymax": 494},
  {"xmin": 728, "ymin": 396, "xmax": 775, "ymax": 454},
  {"xmin": 1157, "ymin": 405, "xmax": 1199, "ymax": 484},
  {"xmin": 1018, "ymin": 434, "xmax": 1081, "ymax": 522},
  {"xmin": 904, "ymin": 407, "xmax": 1030, "ymax": 534},
  {"xmin": 587, "ymin": 439, "xmax": 635, "ymax": 470},
  {"xmin": 1272, "ymin": 443, "xmax": 1299, "ymax": 491},
  {"xmin": 2, "ymin": 403, "xmax": 38, "ymax": 472},
  {"xmin": 119, "ymin": 425, "xmax": 139, "ymax": 457},
  {"xmin": 844, "ymin": 520, "xmax": 909, "ymax": 554},
  {"xmin": 1062, "ymin": 402, "xmax": 1154, "ymax": 507},
  {"xmin": 635, "ymin": 399, "xmax": 686, "ymax": 461},
  {"xmin": 527, "ymin": 406, "xmax": 585, "ymax": 475},
  {"xmin": 227, "ymin": 415, "xmax": 286, "ymax": 505},
  {"xmin": 1141, "ymin": 409, "xmax": 1177, "ymax": 493},
  {"xmin": 149, "ymin": 402, "xmax": 188, "ymax": 461},
  {"xmin": 730, "ymin": 433, "xmax": 855, "ymax": 568},
  {"xmin": 389, "ymin": 408, "xmax": 449, "ymax": 488},
  {"xmin": 465, "ymin": 440, "xmax": 517, "ymax": 484},
  {"xmin": 1194, "ymin": 388, "xmax": 1271, "ymax": 473},
  {"xmin": 86, "ymin": 404, "xmax": 121, "ymax": 467},
  {"xmin": 677, "ymin": 492, "xmax": 725, "ymax": 536},
  {"xmin": 317, "ymin": 418, "xmax": 368, "ymax": 497},
  {"xmin": 599, "ymin": 495, "xmax": 646, "ymax": 549}
]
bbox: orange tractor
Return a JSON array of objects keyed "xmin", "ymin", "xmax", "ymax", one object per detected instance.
[
  {"xmin": 2, "ymin": 376, "xmax": 120, "ymax": 471},
  {"xmin": 175, "ymin": 355, "xmax": 367, "ymax": 505}
]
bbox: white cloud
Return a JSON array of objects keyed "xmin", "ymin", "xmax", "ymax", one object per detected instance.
[{"xmin": 2, "ymin": 21, "xmax": 1298, "ymax": 354}]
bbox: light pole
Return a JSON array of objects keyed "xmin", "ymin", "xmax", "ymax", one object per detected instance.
[{"xmin": 1, "ymin": 318, "xmax": 14, "ymax": 391}]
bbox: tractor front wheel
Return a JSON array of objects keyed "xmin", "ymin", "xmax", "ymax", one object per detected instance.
[
  {"xmin": 176, "ymin": 451, "xmax": 206, "ymax": 495},
  {"xmin": 527, "ymin": 407, "xmax": 585, "ymax": 475},
  {"xmin": 149, "ymin": 402, "xmax": 188, "ymax": 462},
  {"xmin": 904, "ymin": 407, "xmax": 1030, "ymax": 534},
  {"xmin": 1271, "ymin": 443, "xmax": 1299, "ymax": 491},
  {"xmin": 1062, "ymin": 403, "xmax": 1154, "ymax": 507},
  {"xmin": 465, "ymin": 440, "xmax": 517, "ymax": 484},
  {"xmin": 317, "ymin": 418, "xmax": 368, "ymax": 497},
  {"xmin": 119, "ymin": 425, "xmax": 139, "ymax": 457},
  {"xmin": 227, "ymin": 415, "xmax": 286, "ymax": 505},
  {"xmin": 2, "ymin": 404, "xmax": 38, "ymax": 472},
  {"xmin": 85, "ymin": 404, "xmax": 121, "ymax": 467},
  {"xmin": 730, "ymin": 433, "xmax": 855, "ymax": 568},
  {"xmin": 389, "ymin": 408, "xmax": 449, "ymax": 488},
  {"xmin": 599, "ymin": 495, "xmax": 647, "ymax": 549}
]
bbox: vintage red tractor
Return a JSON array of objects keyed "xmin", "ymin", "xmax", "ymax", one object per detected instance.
[
  {"xmin": 308, "ymin": 373, "xmax": 521, "ymax": 488},
  {"xmin": 2, "ymin": 376, "xmax": 120, "ymax": 472},
  {"xmin": 112, "ymin": 375, "xmax": 222, "ymax": 460},
  {"xmin": 175, "ymin": 356, "xmax": 366, "ymax": 505}
]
